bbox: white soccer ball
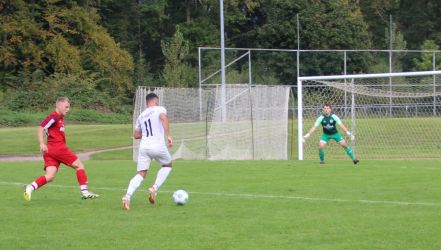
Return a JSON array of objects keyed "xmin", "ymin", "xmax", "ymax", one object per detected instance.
[{"xmin": 173, "ymin": 189, "xmax": 189, "ymax": 205}]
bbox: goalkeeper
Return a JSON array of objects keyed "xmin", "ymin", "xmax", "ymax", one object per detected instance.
[{"xmin": 303, "ymin": 103, "xmax": 359, "ymax": 165}]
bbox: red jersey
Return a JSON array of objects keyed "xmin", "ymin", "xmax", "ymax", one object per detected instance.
[{"xmin": 40, "ymin": 111, "xmax": 66, "ymax": 145}]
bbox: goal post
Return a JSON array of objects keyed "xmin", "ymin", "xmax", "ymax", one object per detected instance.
[
  {"xmin": 298, "ymin": 71, "xmax": 441, "ymax": 160},
  {"xmin": 133, "ymin": 85, "xmax": 291, "ymax": 161}
]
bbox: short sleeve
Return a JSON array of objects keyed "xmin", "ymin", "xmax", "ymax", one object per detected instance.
[
  {"xmin": 159, "ymin": 106, "xmax": 167, "ymax": 115},
  {"xmin": 331, "ymin": 114, "xmax": 342, "ymax": 125},
  {"xmin": 134, "ymin": 116, "xmax": 142, "ymax": 131},
  {"xmin": 40, "ymin": 114, "xmax": 58, "ymax": 129},
  {"xmin": 314, "ymin": 115, "xmax": 324, "ymax": 127}
]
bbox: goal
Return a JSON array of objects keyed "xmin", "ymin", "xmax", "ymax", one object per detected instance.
[
  {"xmin": 297, "ymin": 71, "xmax": 441, "ymax": 160},
  {"xmin": 133, "ymin": 85, "xmax": 290, "ymax": 160}
]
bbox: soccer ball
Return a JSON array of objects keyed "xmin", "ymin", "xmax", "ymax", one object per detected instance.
[{"xmin": 172, "ymin": 189, "xmax": 189, "ymax": 205}]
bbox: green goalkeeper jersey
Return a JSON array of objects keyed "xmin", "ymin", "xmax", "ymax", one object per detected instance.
[{"xmin": 314, "ymin": 113, "xmax": 342, "ymax": 135}]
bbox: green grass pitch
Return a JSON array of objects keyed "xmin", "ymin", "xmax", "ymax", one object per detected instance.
[
  {"xmin": 1, "ymin": 158, "xmax": 441, "ymax": 249},
  {"xmin": 0, "ymin": 124, "xmax": 132, "ymax": 155}
]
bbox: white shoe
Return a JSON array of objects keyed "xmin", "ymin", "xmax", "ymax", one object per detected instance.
[
  {"xmin": 148, "ymin": 187, "xmax": 157, "ymax": 204},
  {"xmin": 24, "ymin": 185, "xmax": 33, "ymax": 201},
  {"xmin": 122, "ymin": 195, "xmax": 130, "ymax": 210},
  {"xmin": 81, "ymin": 190, "xmax": 99, "ymax": 199}
]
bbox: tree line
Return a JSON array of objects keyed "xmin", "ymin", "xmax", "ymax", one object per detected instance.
[{"xmin": 1, "ymin": 0, "xmax": 440, "ymax": 112}]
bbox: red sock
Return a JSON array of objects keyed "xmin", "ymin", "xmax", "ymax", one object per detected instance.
[
  {"xmin": 32, "ymin": 176, "xmax": 47, "ymax": 190},
  {"xmin": 76, "ymin": 169, "xmax": 88, "ymax": 186}
]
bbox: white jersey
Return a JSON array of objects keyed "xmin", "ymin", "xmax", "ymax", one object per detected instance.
[{"xmin": 135, "ymin": 106, "xmax": 167, "ymax": 148}]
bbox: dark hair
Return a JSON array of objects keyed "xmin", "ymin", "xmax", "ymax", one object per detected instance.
[
  {"xmin": 146, "ymin": 93, "xmax": 159, "ymax": 102},
  {"xmin": 323, "ymin": 103, "xmax": 332, "ymax": 109}
]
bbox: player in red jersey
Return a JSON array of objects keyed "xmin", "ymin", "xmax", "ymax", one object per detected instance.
[{"xmin": 23, "ymin": 97, "xmax": 99, "ymax": 201}]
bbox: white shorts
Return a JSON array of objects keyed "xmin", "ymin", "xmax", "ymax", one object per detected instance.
[{"xmin": 137, "ymin": 145, "xmax": 172, "ymax": 171}]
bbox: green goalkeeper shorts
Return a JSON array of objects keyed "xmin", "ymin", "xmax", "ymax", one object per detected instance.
[{"xmin": 320, "ymin": 132, "xmax": 344, "ymax": 143}]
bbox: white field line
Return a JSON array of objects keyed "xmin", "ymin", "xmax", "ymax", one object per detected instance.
[{"xmin": 2, "ymin": 181, "xmax": 440, "ymax": 207}]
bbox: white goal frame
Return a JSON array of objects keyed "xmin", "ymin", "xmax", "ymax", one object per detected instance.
[{"xmin": 297, "ymin": 70, "xmax": 441, "ymax": 160}]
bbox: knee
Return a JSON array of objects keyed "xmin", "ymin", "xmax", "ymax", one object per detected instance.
[
  {"xmin": 137, "ymin": 170, "xmax": 147, "ymax": 178},
  {"xmin": 71, "ymin": 160, "xmax": 85, "ymax": 170},
  {"xmin": 162, "ymin": 162, "xmax": 172, "ymax": 168}
]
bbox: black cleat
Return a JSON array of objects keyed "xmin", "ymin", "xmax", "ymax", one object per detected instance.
[
  {"xmin": 320, "ymin": 161, "xmax": 325, "ymax": 165},
  {"xmin": 353, "ymin": 159, "xmax": 360, "ymax": 165}
]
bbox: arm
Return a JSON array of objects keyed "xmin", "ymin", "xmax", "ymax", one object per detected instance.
[
  {"xmin": 303, "ymin": 116, "xmax": 323, "ymax": 142},
  {"xmin": 302, "ymin": 125, "xmax": 317, "ymax": 143},
  {"xmin": 339, "ymin": 123, "xmax": 355, "ymax": 140},
  {"xmin": 133, "ymin": 115, "xmax": 142, "ymax": 139},
  {"xmin": 338, "ymin": 123, "xmax": 349, "ymax": 134},
  {"xmin": 133, "ymin": 129, "xmax": 142, "ymax": 139},
  {"xmin": 39, "ymin": 115, "xmax": 57, "ymax": 153},
  {"xmin": 305, "ymin": 125, "xmax": 318, "ymax": 137},
  {"xmin": 37, "ymin": 126, "xmax": 48, "ymax": 153},
  {"xmin": 160, "ymin": 113, "xmax": 172, "ymax": 148}
]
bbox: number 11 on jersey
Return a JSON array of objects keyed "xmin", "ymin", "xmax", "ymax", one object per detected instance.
[{"xmin": 144, "ymin": 119, "xmax": 153, "ymax": 137}]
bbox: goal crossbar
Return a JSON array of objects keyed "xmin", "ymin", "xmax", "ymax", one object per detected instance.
[{"xmin": 298, "ymin": 70, "xmax": 441, "ymax": 81}]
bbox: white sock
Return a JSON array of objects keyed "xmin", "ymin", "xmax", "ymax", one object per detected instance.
[
  {"xmin": 153, "ymin": 167, "xmax": 172, "ymax": 191},
  {"xmin": 126, "ymin": 174, "xmax": 144, "ymax": 197},
  {"xmin": 80, "ymin": 185, "xmax": 88, "ymax": 193}
]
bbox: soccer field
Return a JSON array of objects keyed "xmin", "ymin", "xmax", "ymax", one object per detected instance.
[{"xmin": 1, "ymin": 158, "xmax": 441, "ymax": 249}]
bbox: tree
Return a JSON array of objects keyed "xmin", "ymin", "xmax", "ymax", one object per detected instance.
[
  {"xmin": 251, "ymin": 0, "xmax": 372, "ymax": 80},
  {"xmin": 100, "ymin": 0, "xmax": 174, "ymax": 79},
  {"xmin": 161, "ymin": 26, "xmax": 195, "ymax": 87},
  {"xmin": 0, "ymin": 0, "xmax": 47, "ymax": 89},
  {"xmin": 396, "ymin": 0, "xmax": 441, "ymax": 49},
  {"xmin": 413, "ymin": 40, "xmax": 441, "ymax": 71},
  {"xmin": 358, "ymin": 0, "xmax": 399, "ymax": 49},
  {"xmin": 0, "ymin": 0, "xmax": 134, "ymax": 97},
  {"xmin": 385, "ymin": 22, "xmax": 407, "ymax": 71}
]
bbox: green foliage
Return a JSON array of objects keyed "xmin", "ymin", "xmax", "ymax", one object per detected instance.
[
  {"xmin": 368, "ymin": 57, "xmax": 390, "ymax": 73},
  {"xmin": 100, "ymin": 0, "xmax": 170, "ymax": 77},
  {"xmin": 161, "ymin": 26, "xmax": 196, "ymax": 87},
  {"xmin": 0, "ymin": 108, "xmax": 45, "ymax": 127},
  {"xmin": 397, "ymin": 0, "xmax": 441, "ymax": 49},
  {"xmin": 0, "ymin": 108, "xmax": 131, "ymax": 127},
  {"xmin": 0, "ymin": 124, "xmax": 131, "ymax": 154},
  {"xmin": 5, "ymin": 90, "xmax": 52, "ymax": 112},
  {"xmin": 358, "ymin": 0, "xmax": 399, "ymax": 49},
  {"xmin": 0, "ymin": 0, "xmax": 134, "ymax": 99},
  {"xmin": 2, "ymin": 0, "xmax": 441, "ymax": 111},
  {"xmin": 46, "ymin": 34, "xmax": 82, "ymax": 73},
  {"xmin": 385, "ymin": 22, "xmax": 407, "ymax": 71},
  {"xmin": 133, "ymin": 57, "xmax": 156, "ymax": 87},
  {"xmin": 246, "ymin": 0, "xmax": 373, "ymax": 79},
  {"xmin": 413, "ymin": 40, "xmax": 441, "ymax": 71},
  {"xmin": 2, "ymin": 72, "xmax": 126, "ymax": 112}
]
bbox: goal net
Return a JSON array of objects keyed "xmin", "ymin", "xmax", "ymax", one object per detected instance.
[
  {"xmin": 133, "ymin": 85, "xmax": 290, "ymax": 160},
  {"xmin": 298, "ymin": 71, "xmax": 441, "ymax": 160},
  {"xmin": 133, "ymin": 87, "xmax": 209, "ymax": 161}
]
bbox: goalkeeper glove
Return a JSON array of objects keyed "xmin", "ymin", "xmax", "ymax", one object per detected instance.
[
  {"xmin": 302, "ymin": 133, "xmax": 310, "ymax": 143},
  {"xmin": 346, "ymin": 131, "xmax": 355, "ymax": 141}
]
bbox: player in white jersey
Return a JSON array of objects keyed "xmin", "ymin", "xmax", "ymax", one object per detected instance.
[{"xmin": 122, "ymin": 93, "xmax": 173, "ymax": 210}]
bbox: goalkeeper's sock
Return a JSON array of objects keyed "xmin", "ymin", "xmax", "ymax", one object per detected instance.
[
  {"xmin": 126, "ymin": 174, "xmax": 144, "ymax": 197},
  {"xmin": 344, "ymin": 146, "xmax": 355, "ymax": 160},
  {"xmin": 319, "ymin": 148, "xmax": 325, "ymax": 162},
  {"xmin": 153, "ymin": 166, "xmax": 172, "ymax": 191}
]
